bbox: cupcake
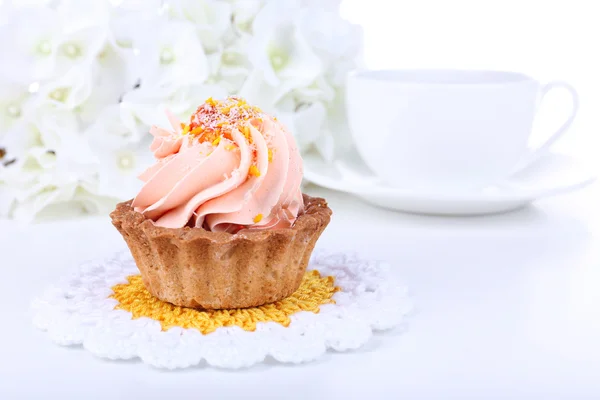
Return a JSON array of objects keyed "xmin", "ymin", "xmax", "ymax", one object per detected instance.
[{"xmin": 110, "ymin": 96, "xmax": 332, "ymax": 309}]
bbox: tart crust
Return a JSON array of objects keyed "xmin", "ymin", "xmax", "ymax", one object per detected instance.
[{"xmin": 110, "ymin": 194, "xmax": 332, "ymax": 309}]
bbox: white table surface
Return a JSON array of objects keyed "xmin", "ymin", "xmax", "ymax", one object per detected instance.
[{"xmin": 1, "ymin": 184, "xmax": 599, "ymax": 400}]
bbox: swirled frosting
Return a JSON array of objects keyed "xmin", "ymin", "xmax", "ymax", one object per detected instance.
[{"xmin": 132, "ymin": 97, "xmax": 304, "ymax": 233}]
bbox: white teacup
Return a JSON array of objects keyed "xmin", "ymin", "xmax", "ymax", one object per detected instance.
[{"xmin": 346, "ymin": 69, "xmax": 579, "ymax": 193}]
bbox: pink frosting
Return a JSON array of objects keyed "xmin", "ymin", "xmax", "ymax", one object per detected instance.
[{"xmin": 132, "ymin": 98, "xmax": 304, "ymax": 232}]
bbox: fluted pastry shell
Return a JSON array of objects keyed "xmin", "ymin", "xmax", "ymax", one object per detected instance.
[{"xmin": 110, "ymin": 194, "xmax": 332, "ymax": 309}]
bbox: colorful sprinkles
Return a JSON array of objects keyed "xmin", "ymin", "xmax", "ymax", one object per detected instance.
[{"xmin": 183, "ymin": 96, "xmax": 266, "ymax": 147}]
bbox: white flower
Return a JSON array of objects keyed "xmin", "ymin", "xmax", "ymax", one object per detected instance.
[
  {"xmin": 265, "ymin": 75, "xmax": 335, "ymax": 157},
  {"xmin": 96, "ymin": 139, "xmax": 154, "ymax": 200},
  {"xmin": 0, "ymin": 118, "xmax": 45, "ymax": 167},
  {"xmin": 133, "ymin": 20, "xmax": 209, "ymax": 88},
  {"xmin": 72, "ymin": 180, "xmax": 120, "ymax": 216},
  {"xmin": 55, "ymin": 8, "xmax": 112, "ymax": 88},
  {"xmin": 56, "ymin": 0, "xmax": 111, "ymax": 33},
  {"xmin": 275, "ymin": 100, "xmax": 327, "ymax": 153},
  {"xmin": 0, "ymin": 83, "xmax": 31, "ymax": 137},
  {"xmin": 229, "ymin": 0, "xmax": 267, "ymax": 34},
  {"xmin": 0, "ymin": 144, "xmax": 113, "ymax": 221},
  {"xmin": 237, "ymin": 70, "xmax": 282, "ymax": 113},
  {"xmin": 274, "ymin": 80, "xmax": 350, "ymax": 163},
  {"xmin": 77, "ymin": 45, "xmax": 130, "ymax": 128},
  {"xmin": 327, "ymin": 58, "xmax": 360, "ymax": 87},
  {"xmin": 53, "ymin": 26, "xmax": 109, "ymax": 76},
  {"xmin": 9, "ymin": 181, "xmax": 79, "ymax": 223},
  {"xmin": 207, "ymin": 41, "xmax": 252, "ymax": 93},
  {"xmin": 252, "ymin": 4, "xmax": 361, "ymax": 163},
  {"xmin": 0, "ymin": 1, "xmax": 111, "ymax": 83},
  {"xmin": 299, "ymin": 10, "xmax": 361, "ymax": 61},
  {"xmin": 85, "ymin": 106, "xmax": 154, "ymax": 199},
  {"xmin": 0, "ymin": 106, "xmax": 98, "ymax": 221},
  {"xmin": 238, "ymin": 68, "xmax": 334, "ymax": 117},
  {"xmin": 0, "ymin": 6, "xmax": 61, "ymax": 84},
  {"xmin": 92, "ymin": 135, "xmax": 154, "ymax": 200},
  {"xmin": 165, "ymin": 0, "xmax": 233, "ymax": 53},
  {"xmin": 109, "ymin": 0, "xmax": 163, "ymax": 77},
  {"xmin": 321, "ymin": 87, "xmax": 356, "ymax": 161},
  {"xmin": 246, "ymin": 1, "xmax": 322, "ymax": 99},
  {"xmin": 0, "ymin": 182, "xmax": 14, "ymax": 217},
  {"xmin": 298, "ymin": 8, "xmax": 362, "ymax": 86},
  {"xmin": 2, "ymin": 106, "xmax": 97, "ymax": 171},
  {"xmin": 289, "ymin": 76, "xmax": 336, "ymax": 105},
  {"xmin": 119, "ymin": 85, "xmax": 173, "ymax": 141},
  {"xmin": 90, "ymin": 105, "xmax": 134, "ymax": 141},
  {"xmin": 36, "ymin": 66, "xmax": 94, "ymax": 110}
]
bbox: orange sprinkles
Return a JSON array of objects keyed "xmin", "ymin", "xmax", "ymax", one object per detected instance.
[{"xmin": 248, "ymin": 165, "xmax": 261, "ymax": 177}]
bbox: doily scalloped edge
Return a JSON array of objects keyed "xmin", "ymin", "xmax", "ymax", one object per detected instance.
[{"xmin": 32, "ymin": 249, "xmax": 412, "ymax": 369}]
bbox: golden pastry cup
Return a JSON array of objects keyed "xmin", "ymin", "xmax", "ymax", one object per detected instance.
[{"xmin": 110, "ymin": 194, "xmax": 332, "ymax": 309}]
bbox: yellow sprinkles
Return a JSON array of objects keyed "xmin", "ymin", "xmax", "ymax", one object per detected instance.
[
  {"xmin": 253, "ymin": 213, "xmax": 263, "ymax": 223},
  {"xmin": 240, "ymin": 124, "xmax": 253, "ymax": 143},
  {"xmin": 110, "ymin": 271, "xmax": 339, "ymax": 334}
]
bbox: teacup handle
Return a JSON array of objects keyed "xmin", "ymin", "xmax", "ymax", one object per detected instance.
[{"xmin": 514, "ymin": 81, "xmax": 579, "ymax": 173}]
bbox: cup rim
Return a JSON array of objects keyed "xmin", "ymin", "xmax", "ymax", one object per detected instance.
[{"xmin": 348, "ymin": 69, "xmax": 534, "ymax": 85}]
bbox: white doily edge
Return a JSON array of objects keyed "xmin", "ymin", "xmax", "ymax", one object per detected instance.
[{"xmin": 32, "ymin": 250, "xmax": 413, "ymax": 369}]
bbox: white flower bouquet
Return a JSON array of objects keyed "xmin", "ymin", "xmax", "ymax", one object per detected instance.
[{"xmin": 0, "ymin": 0, "xmax": 362, "ymax": 221}]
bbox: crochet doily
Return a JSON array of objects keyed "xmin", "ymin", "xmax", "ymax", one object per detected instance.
[
  {"xmin": 111, "ymin": 271, "xmax": 340, "ymax": 334},
  {"xmin": 32, "ymin": 250, "xmax": 412, "ymax": 369}
]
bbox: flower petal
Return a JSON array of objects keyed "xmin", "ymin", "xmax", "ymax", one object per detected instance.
[
  {"xmin": 167, "ymin": 0, "xmax": 233, "ymax": 53},
  {"xmin": 275, "ymin": 101, "xmax": 326, "ymax": 152}
]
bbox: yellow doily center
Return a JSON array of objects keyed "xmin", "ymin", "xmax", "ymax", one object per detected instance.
[{"xmin": 111, "ymin": 270, "xmax": 339, "ymax": 334}]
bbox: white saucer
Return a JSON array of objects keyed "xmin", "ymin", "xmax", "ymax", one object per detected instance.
[{"xmin": 304, "ymin": 152, "xmax": 597, "ymax": 216}]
